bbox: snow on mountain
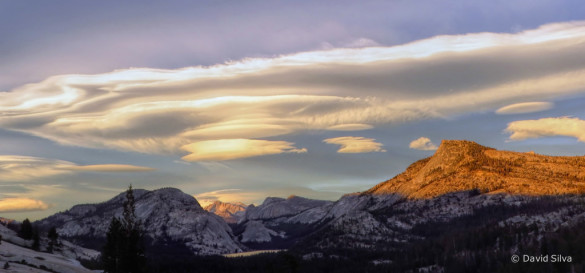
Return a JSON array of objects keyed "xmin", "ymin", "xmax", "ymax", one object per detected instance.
[
  {"xmin": 242, "ymin": 195, "xmax": 332, "ymax": 223},
  {"xmin": 0, "ymin": 221, "xmax": 98, "ymax": 273},
  {"xmin": 240, "ymin": 221, "xmax": 284, "ymax": 243},
  {"xmin": 204, "ymin": 201, "xmax": 247, "ymax": 224},
  {"xmin": 235, "ymin": 196, "xmax": 333, "ymax": 245},
  {"xmin": 0, "ymin": 240, "xmax": 95, "ymax": 273},
  {"xmin": 37, "ymin": 187, "xmax": 243, "ymax": 255}
]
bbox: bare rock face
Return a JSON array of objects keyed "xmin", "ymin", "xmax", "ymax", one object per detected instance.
[
  {"xmin": 37, "ymin": 188, "xmax": 243, "ymax": 255},
  {"xmin": 204, "ymin": 201, "xmax": 247, "ymax": 224},
  {"xmin": 366, "ymin": 140, "xmax": 585, "ymax": 198}
]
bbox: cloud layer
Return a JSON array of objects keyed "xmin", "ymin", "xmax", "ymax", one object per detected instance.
[
  {"xmin": 0, "ymin": 155, "xmax": 154, "ymax": 181},
  {"xmin": 506, "ymin": 117, "xmax": 585, "ymax": 142},
  {"xmin": 0, "ymin": 198, "xmax": 49, "ymax": 213},
  {"xmin": 409, "ymin": 137, "xmax": 438, "ymax": 150},
  {"xmin": 496, "ymin": 102, "xmax": 554, "ymax": 115},
  {"xmin": 63, "ymin": 164, "xmax": 155, "ymax": 172},
  {"xmin": 181, "ymin": 139, "xmax": 306, "ymax": 161},
  {"xmin": 324, "ymin": 136, "xmax": 386, "ymax": 153},
  {"xmin": 1, "ymin": 22, "xmax": 585, "ymax": 157}
]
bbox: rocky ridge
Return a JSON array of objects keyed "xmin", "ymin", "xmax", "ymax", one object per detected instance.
[
  {"xmin": 367, "ymin": 140, "xmax": 585, "ymax": 198},
  {"xmin": 36, "ymin": 187, "xmax": 243, "ymax": 255},
  {"xmin": 235, "ymin": 195, "xmax": 333, "ymax": 245}
]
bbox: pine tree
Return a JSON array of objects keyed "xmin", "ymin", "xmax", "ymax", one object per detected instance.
[
  {"xmin": 102, "ymin": 217, "xmax": 123, "ymax": 273},
  {"xmin": 19, "ymin": 218, "xmax": 33, "ymax": 240},
  {"xmin": 32, "ymin": 230, "xmax": 40, "ymax": 250},
  {"xmin": 48, "ymin": 226, "xmax": 59, "ymax": 253},
  {"xmin": 102, "ymin": 185, "xmax": 146, "ymax": 273},
  {"xmin": 3, "ymin": 261, "xmax": 9, "ymax": 270}
]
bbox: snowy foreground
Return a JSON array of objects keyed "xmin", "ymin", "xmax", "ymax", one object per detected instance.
[{"xmin": 0, "ymin": 224, "xmax": 99, "ymax": 273}]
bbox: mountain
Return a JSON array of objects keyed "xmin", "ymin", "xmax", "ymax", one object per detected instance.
[
  {"xmin": 289, "ymin": 140, "xmax": 585, "ymax": 272},
  {"xmin": 22, "ymin": 140, "xmax": 585, "ymax": 272},
  {"xmin": 204, "ymin": 201, "xmax": 247, "ymax": 224},
  {"xmin": 367, "ymin": 140, "xmax": 585, "ymax": 198},
  {"xmin": 233, "ymin": 195, "xmax": 333, "ymax": 248},
  {"xmin": 36, "ymin": 187, "xmax": 243, "ymax": 255}
]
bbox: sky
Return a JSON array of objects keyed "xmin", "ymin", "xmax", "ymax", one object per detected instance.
[{"xmin": 2, "ymin": 0, "xmax": 585, "ymax": 220}]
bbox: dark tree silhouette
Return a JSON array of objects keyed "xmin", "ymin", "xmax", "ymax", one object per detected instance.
[
  {"xmin": 18, "ymin": 218, "xmax": 33, "ymax": 240},
  {"xmin": 32, "ymin": 229, "xmax": 40, "ymax": 250},
  {"xmin": 48, "ymin": 226, "xmax": 59, "ymax": 252},
  {"xmin": 102, "ymin": 217, "xmax": 123, "ymax": 272},
  {"xmin": 102, "ymin": 185, "xmax": 146, "ymax": 273}
]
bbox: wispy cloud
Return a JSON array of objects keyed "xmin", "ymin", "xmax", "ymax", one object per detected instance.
[
  {"xmin": 0, "ymin": 198, "xmax": 49, "ymax": 213},
  {"xmin": 323, "ymin": 136, "xmax": 386, "ymax": 153},
  {"xmin": 62, "ymin": 164, "xmax": 155, "ymax": 172},
  {"xmin": 181, "ymin": 139, "xmax": 307, "ymax": 161},
  {"xmin": 1, "ymin": 22, "xmax": 585, "ymax": 156},
  {"xmin": 0, "ymin": 155, "xmax": 154, "ymax": 181},
  {"xmin": 409, "ymin": 137, "xmax": 438, "ymax": 151},
  {"xmin": 0, "ymin": 156, "xmax": 73, "ymax": 181},
  {"xmin": 193, "ymin": 187, "xmax": 336, "ymax": 207},
  {"xmin": 506, "ymin": 117, "xmax": 585, "ymax": 142},
  {"xmin": 496, "ymin": 102, "xmax": 554, "ymax": 115},
  {"xmin": 326, "ymin": 123, "xmax": 373, "ymax": 131}
]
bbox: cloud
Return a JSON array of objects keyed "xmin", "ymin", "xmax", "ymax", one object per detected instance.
[
  {"xmin": 409, "ymin": 137, "xmax": 438, "ymax": 150},
  {"xmin": 323, "ymin": 136, "xmax": 386, "ymax": 153},
  {"xmin": 62, "ymin": 164, "xmax": 155, "ymax": 172},
  {"xmin": 0, "ymin": 156, "xmax": 73, "ymax": 181},
  {"xmin": 181, "ymin": 139, "xmax": 307, "ymax": 161},
  {"xmin": 0, "ymin": 155, "xmax": 155, "ymax": 181},
  {"xmin": 343, "ymin": 38, "xmax": 380, "ymax": 48},
  {"xmin": 1, "ymin": 22, "xmax": 585, "ymax": 155},
  {"xmin": 0, "ymin": 198, "xmax": 49, "ymax": 212},
  {"xmin": 326, "ymin": 123, "xmax": 373, "ymax": 131},
  {"xmin": 496, "ymin": 101, "xmax": 554, "ymax": 115},
  {"xmin": 193, "ymin": 186, "xmax": 340, "ymax": 207},
  {"xmin": 193, "ymin": 189, "xmax": 248, "ymax": 208},
  {"xmin": 506, "ymin": 117, "xmax": 585, "ymax": 142}
]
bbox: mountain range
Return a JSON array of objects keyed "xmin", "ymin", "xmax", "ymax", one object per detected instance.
[{"xmin": 7, "ymin": 140, "xmax": 585, "ymax": 272}]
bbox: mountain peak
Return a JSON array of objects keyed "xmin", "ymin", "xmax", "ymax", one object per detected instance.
[
  {"xmin": 37, "ymin": 187, "xmax": 242, "ymax": 255},
  {"xmin": 437, "ymin": 139, "xmax": 490, "ymax": 151},
  {"xmin": 204, "ymin": 200, "xmax": 247, "ymax": 223},
  {"xmin": 366, "ymin": 139, "xmax": 585, "ymax": 198}
]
